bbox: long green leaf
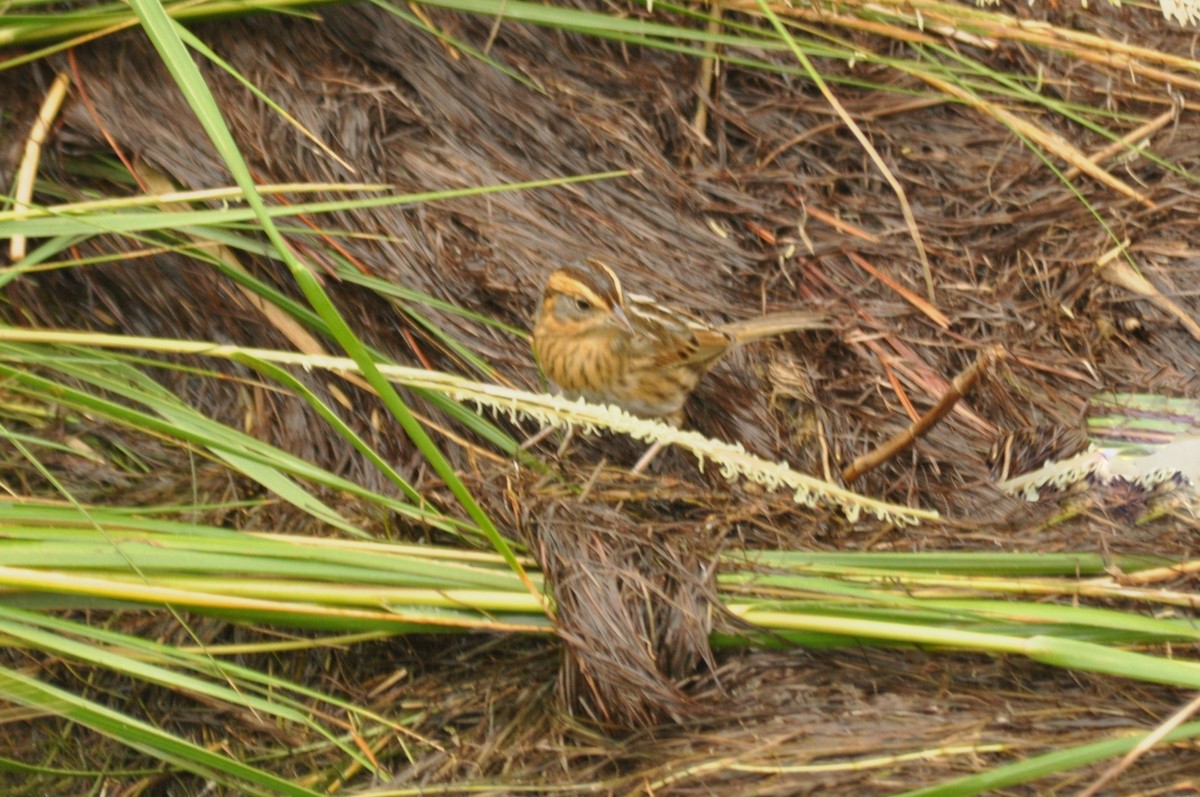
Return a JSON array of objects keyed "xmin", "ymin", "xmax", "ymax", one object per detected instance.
[
  {"xmin": 0, "ymin": 665, "xmax": 321, "ymax": 797},
  {"xmin": 898, "ymin": 720, "xmax": 1200, "ymax": 797},
  {"xmin": 0, "ymin": 347, "xmax": 465, "ymax": 536},
  {"xmin": 125, "ymin": 0, "xmax": 541, "ymax": 602}
]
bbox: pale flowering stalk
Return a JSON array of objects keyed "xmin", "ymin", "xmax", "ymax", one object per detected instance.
[
  {"xmin": 427, "ymin": 376, "xmax": 936, "ymax": 526},
  {"xmin": 999, "ymin": 392, "xmax": 1199, "ymax": 512},
  {"xmin": 1158, "ymin": 0, "xmax": 1200, "ymax": 25},
  {"xmin": 0, "ymin": 328, "xmax": 936, "ymax": 526}
]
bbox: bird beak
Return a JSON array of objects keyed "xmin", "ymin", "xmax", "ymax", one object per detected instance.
[{"xmin": 612, "ymin": 303, "xmax": 635, "ymax": 333}]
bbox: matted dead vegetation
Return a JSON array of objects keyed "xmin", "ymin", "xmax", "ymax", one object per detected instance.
[{"xmin": 2, "ymin": 0, "xmax": 1200, "ymax": 793}]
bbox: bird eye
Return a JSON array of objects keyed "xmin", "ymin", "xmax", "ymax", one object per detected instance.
[{"xmin": 574, "ymin": 298, "xmax": 592, "ymax": 311}]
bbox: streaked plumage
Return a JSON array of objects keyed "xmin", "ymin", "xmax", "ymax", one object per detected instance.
[{"xmin": 532, "ymin": 260, "xmax": 825, "ymax": 424}]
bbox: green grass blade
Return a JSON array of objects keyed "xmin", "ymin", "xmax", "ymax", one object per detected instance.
[
  {"xmin": 235, "ymin": 354, "xmax": 425, "ymax": 504},
  {"xmin": 0, "ymin": 345, "xmax": 466, "ymax": 536},
  {"xmin": 0, "ymin": 605, "xmax": 377, "ymax": 775},
  {"xmin": 897, "ymin": 720, "xmax": 1200, "ymax": 797},
  {"xmin": 0, "ymin": 172, "xmax": 629, "ymax": 236},
  {"xmin": 123, "ymin": 0, "xmax": 548, "ymax": 599},
  {"xmin": 0, "ymin": 665, "xmax": 321, "ymax": 797}
]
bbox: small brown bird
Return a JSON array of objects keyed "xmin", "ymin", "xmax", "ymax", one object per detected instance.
[{"xmin": 531, "ymin": 260, "xmax": 825, "ymax": 466}]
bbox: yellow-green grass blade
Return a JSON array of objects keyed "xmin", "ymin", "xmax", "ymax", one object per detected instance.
[
  {"xmin": 0, "ymin": 171, "xmax": 630, "ymax": 236},
  {"xmin": 897, "ymin": 720, "xmax": 1200, "ymax": 797},
  {"xmin": 733, "ymin": 550, "xmax": 1168, "ymax": 575},
  {"xmin": 0, "ymin": 665, "xmax": 321, "ymax": 796},
  {"xmin": 0, "ymin": 565, "xmax": 550, "ymax": 633},
  {"xmin": 0, "ymin": 605, "xmax": 425, "ymax": 750},
  {"xmin": 0, "ymin": 512, "xmax": 538, "ymax": 592},
  {"xmin": 0, "ymin": 606, "xmax": 379, "ymax": 776},
  {"xmin": 235, "ymin": 354, "xmax": 425, "ymax": 506},
  {"xmin": 0, "ymin": 498, "xmax": 548, "ymax": 632},
  {"xmin": 0, "ymin": 344, "xmax": 468, "ymax": 537},
  {"xmin": 123, "ymin": 0, "xmax": 543, "ymax": 598},
  {"xmin": 732, "ymin": 608, "xmax": 1200, "ymax": 688}
]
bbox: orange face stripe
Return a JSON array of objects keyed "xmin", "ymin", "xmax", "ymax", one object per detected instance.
[{"xmin": 546, "ymin": 270, "xmax": 611, "ymax": 311}]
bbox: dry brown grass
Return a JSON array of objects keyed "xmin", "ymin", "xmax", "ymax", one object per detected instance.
[{"xmin": 3, "ymin": 1, "xmax": 1200, "ymax": 792}]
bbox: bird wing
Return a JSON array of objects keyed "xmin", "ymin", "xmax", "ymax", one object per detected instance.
[{"xmin": 626, "ymin": 293, "xmax": 732, "ymax": 368}]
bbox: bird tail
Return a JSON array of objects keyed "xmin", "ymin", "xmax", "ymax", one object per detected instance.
[{"xmin": 721, "ymin": 310, "xmax": 830, "ymax": 343}]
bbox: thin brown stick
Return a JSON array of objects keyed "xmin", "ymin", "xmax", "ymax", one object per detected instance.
[
  {"xmin": 854, "ymin": 333, "xmax": 992, "ymax": 432},
  {"xmin": 803, "ymin": 206, "xmax": 880, "ymax": 244},
  {"xmin": 1075, "ymin": 693, "xmax": 1200, "ymax": 797},
  {"xmin": 842, "ymin": 346, "xmax": 1006, "ymax": 484},
  {"xmin": 68, "ymin": 51, "xmax": 146, "ymax": 190},
  {"xmin": 1064, "ymin": 109, "xmax": 1177, "ymax": 180},
  {"xmin": 847, "ymin": 252, "xmax": 950, "ymax": 329},
  {"xmin": 691, "ymin": 2, "xmax": 723, "ymax": 147}
]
